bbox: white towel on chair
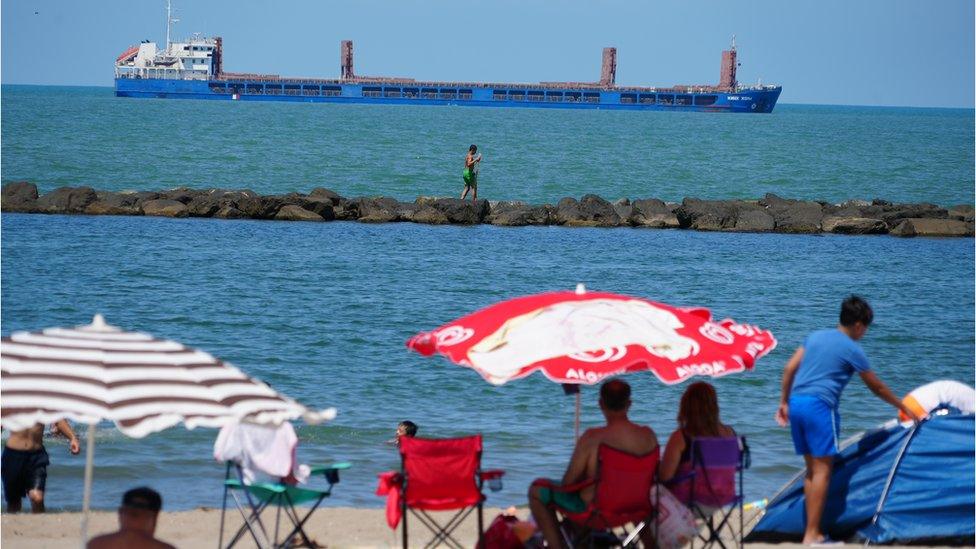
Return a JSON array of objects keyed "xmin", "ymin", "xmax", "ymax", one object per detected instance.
[{"xmin": 214, "ymin": 421, "xmax": 310, "ymax": 484}]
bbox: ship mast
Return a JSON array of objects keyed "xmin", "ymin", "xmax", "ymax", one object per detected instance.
[{"xmin": 165, "ymin": 0, "xmax": 179, "ymax": 54}]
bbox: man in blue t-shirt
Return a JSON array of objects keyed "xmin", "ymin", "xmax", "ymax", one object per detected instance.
[{"xmin": 775, "ymin": 296, "xmax": 918, "ymax": 545}]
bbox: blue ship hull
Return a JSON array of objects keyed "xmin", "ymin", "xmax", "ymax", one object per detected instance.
[{"xmin": 115, "ymin": 78, "xmax": 781, "ymax": 113}]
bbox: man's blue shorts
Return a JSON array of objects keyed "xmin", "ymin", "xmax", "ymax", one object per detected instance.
[{"xmin": 789, "ymin": 394, "xmax": 840, "ymax": 457}]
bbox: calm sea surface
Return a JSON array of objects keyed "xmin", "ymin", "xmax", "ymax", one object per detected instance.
[{"xmin": 1, "ymin": 86, "xmax": 974, "ymax": 511}]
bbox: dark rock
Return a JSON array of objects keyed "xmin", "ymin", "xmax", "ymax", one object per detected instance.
[
  {"xmin": 184, "ymin": 189, "xmax": 256, "ymax": 217},
  {"xmin": 411, "ymin": 206, "xmax": 450, "ymax": 225},
  {"xmin": 161, "ymin": 187, "xmax": 206, "ymax": 204},
  {"xmin": 309, "ymin": 187, "xmax": 342, "ymax": 206},
  {"xmin": 1, "ymin": 182, "xmax": 39, "ymax": 212},
  {"xmin": 948, "ymin": 204, "xmax": 975, "ymax": 222},
  {"xmin": 274, "ymin": 205, "xmax": 324, "ymax": 222},
  {"xmin": 356, "ymin": 197, "xmax": 404, "ymax": 223},
  {"xmin": 141, "ymin": 199, "xmax": 188, "ymax": 217},
  {"xmin": 612, "ymin": 199, "xmax": 634, "ymax": 225},
  {"xmin": 732, "ymin": 208, "xmax": 776, "ymax": 232},
  {"xmin": 214, "ymin": 206, "xmax": 245, "ymax": 219},
  {"xmin": 554, "ymin": 195, "xmax": 621, "ymax": 227},
  {"xmin": 877, "ymin": 203, "xmax": 947, "ymax": 228},
  {"xmin": 419, "ymin": 198, "xmax": 489, "ymax": 224},
  {"xmin": 236, "ymin": 195, "xmax": 284, "ymax": 219},
  {"xmin": 85, "ymin": 191, "xmax": 153, "ymax": 216},
  {"xmin": 821, "ymin": 216, "xmax": 888, "ymax": 235},
  {"xmin": 36, "ymin": 186, "xmax": 98, "ymax": 214},
  {"xmin": 487, "ymin": 201, "xmax": 551, "ymax": 226},
  {"xmin": 759, "ymin": 193, "xmax": 823, "ymax": 233},
  {"xmin": 333, "ymin": 198, "xmax": 360, "ymax": 221},
  {"xmin": 890, "ymin": 218, "xmax": 974, "ymax": 237},
  {"xmin": 632, "ymin": 199, "xmax": 680, "ymax": 228},
  {"xmin": 395, "ymin": 203, "xmax": 420, "ymax": 222}
]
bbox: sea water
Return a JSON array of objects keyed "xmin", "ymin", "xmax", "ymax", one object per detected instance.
[{"xmin": 1, "ymin": 86, "xmax": 973, "ymax": 510}]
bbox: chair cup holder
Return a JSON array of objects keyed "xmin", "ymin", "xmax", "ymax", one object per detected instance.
[
  {"xmin": 324, "ymin": 469, "xmax": 340, "ymax": 484},
  {"xmin": 488, "ymin": 478, "xmax": 503, "ymax": 492}
]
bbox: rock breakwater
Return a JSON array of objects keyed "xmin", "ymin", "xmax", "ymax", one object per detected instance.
[{"xmin": 3, "ymin": 182, "xmax": 973, "ymax": 237}]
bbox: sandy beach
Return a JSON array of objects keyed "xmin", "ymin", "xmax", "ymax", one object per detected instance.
[{"xmin": 0, "ymin": 506, "xmax": 946, "ymax": 548}]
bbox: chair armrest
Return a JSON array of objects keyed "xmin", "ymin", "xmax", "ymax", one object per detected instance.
[
  {"xmin": 479, "ymin": 469, "xmax": 505, "ymax": 480},
  {"xmin": 662, "ymin": 470, "xmax": 695, "ymax": 487},
  {"xmin": 531, "ymin": 477, "xmax": 595, "ymax": 493},
  {"xmin": 310, "ymin": 462, "xmax": 352, "ymax": 475},
  {"xmin": 311, "ymin": 462, "xmax": 351, "ymax": 484}
]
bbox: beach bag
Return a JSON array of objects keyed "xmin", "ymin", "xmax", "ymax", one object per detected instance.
[
  {"xmin": 649, "ymin": 484, "xmax": 698, "ymax": 549},
  {"xmin": 477, "ymin": 513, "xmax": 524, "ymax": 549}
]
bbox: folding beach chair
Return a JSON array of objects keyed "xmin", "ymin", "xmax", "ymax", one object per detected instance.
[
  {"xmin": 219, "ymin": 460, "xmax": 351, "ymax": 549},
  {"xmin": 534, "ymin": 444, "xmax": 660, "ymax": 548},
  {"xmin": 666, "ymin": 436, "xmax": 749, "ymax": 549},
  {"xmin": 397, "ymin": 434, "xmax": 505, "ymax": 549}
]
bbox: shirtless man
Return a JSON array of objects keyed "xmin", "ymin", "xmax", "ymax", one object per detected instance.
[
  {"xmin": 2, "ymin": 421, "xmax": 80, "ymax": 513},
  {"xmin": 460, "ymin": 144, "xmax": 482, "ymax": 201},
  {"xmin": 87, "ymin": 487, "xmax": 175, "ymax": 549},
  {"xmin": 528, "ymin": 379, "xmax": 658, "ymax": 548}
]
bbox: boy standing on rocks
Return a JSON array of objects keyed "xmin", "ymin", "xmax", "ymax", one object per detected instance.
[
  {"xmin": 775, "ymin": 295, "xmax": 919, "ymax": 544},
  {"xmin": 461, "ymin": 145, "xmax": 482, "ymax": 202}
]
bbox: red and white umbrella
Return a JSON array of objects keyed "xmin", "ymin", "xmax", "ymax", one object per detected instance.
[
  {"xmin": 1, "ymin": 314, "xmax": 336, "ymax": 540},
  {"xmin": 407, "ymin": 285, "xmax": 777, "ymax": 436}
]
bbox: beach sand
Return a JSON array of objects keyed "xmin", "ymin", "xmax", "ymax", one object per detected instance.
[{"xmin": 0, "ymin": 506, "xmax": 942, "ymax": 548}]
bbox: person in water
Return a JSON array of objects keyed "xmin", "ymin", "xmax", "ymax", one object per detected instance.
[
  {"xmin": 395, "ymin": 420, "xmax": 418, "ymax": 447},
  {"xmin": 87, "ymin": 487, "xmax": 175, "ymax": 549},
  {"xmin": 2, "ymin": 421, "xmax": 81, "ymax": 513},
  {"xmin": 527, "ymin": 379, "xmax": 658, "ymax": 548},
  {"xmin": 775, "ymin": 295, "xmax": 920, "ymax": 545},
  {"xmin": 461, "ymin": 145, "xmax": 482, "ymax": 202}
]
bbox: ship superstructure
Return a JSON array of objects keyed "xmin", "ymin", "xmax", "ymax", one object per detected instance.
[{"xmin": 114, "ymin": 3, "xmax": 781, "ymax": 113}]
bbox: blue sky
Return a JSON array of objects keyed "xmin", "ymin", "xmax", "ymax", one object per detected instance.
[{"xmin": 2, "ymin": 0, "xmax": 973, "ymax": 107}]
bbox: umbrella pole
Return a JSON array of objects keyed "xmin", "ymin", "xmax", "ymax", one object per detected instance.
[
  {"xmin": 574, "ymin": 392, "xmax": 581, "ymax": 441},
  {"xmin": 80, "ymin": 422, "xmax": 96, "ymax": 545}
]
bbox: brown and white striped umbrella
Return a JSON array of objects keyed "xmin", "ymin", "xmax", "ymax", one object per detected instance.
[{"xmin": 1, "ymin": 314, "xmax": 336, "ymax": 438}]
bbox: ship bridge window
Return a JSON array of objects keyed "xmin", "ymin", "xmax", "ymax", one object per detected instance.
[
  {"xmin": 584, "ymin": 92, "xmax": 600, "ymax": 103},
  {"xmin": 492, "ymin": 90, "xmax": 507, "ymax": 100},
  {"xmin": 509, "ymin": 90, "xmax": 525, "ymax": 101},
  {"xmin": 403, "ymin": 88, "xmax": 419, "ymax": 98},
  {"xmin": 384, "ymin": 87, "xmax": 402, "ymax": 98},
  {"xmin": 546, "ymin": 92, "xmax": 563, "ymax": 102},
  {"xmin": 439, "ymin": 89, "xmax": 457, "ymax": 99},
  {"xmin": 694, "ymin": 95, "xmax": 717, "ymax": 106},
  {"xmin": 675, "ymin": 94, "xmax": 692, "ymax": 106},
  {"xmin": 620, "ymin": 93, "xmax": 637, "ymax": 104},
  {"xmin": 362, "ymin": 86, "xmax": 382, "ymax": 97},
  {"xmin": 639, "ymin": 94, "xmax": 655, "ymax": 104},
  {"xmin": 527, "ymin": 90, "xmax": 544, "ymax": 101},
  {"xmin": 458, "ymin": 89, "xmax": 473, "ymax": 100},
  {"xmin": 565, "ymin": 92, "xmax": 581, "ymax": 102},
  {"xmin": 421, "ymin": 88, "xmax": 438, "ymax": 99},
  {"xmin": 323, "ymin": 86, "xmax": 341, "ymax": 97},
  {"xmin": 657, "ymin": 94, "xmax": 674, "ymax": 105}
]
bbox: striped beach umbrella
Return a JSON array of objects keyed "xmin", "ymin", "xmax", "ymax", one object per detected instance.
[{"xmin": 0, "ymin": 314, "xmax": 336, "ymax": 539}]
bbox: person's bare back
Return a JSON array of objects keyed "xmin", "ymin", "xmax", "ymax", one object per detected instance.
[{"xmin": 87, "ymin": 531, "xmax": 174, "ymax": 549}]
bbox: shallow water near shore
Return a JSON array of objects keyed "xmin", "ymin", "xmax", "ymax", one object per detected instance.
[
  {"xmin": 2, "ymin": 213, "xmax": 973, "ymax": 510},
  {"xmin": 2, "ymin": 85, "xmax": 974, "ymax": 206}
]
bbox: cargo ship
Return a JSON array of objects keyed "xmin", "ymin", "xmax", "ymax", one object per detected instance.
[{"xmin": 114, "ymin": 3, "xmax": 781, "ymax": 113}]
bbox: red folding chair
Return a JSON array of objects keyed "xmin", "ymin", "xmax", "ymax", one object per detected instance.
[
  {"xmin": 534, "ymin": 444, "xmax": 660, "ymax": 548},
  {"xmin": 398, "ymin": 434, "xmax": 505, "ymax": 549},
  {"xmin": 665, "ymin": 436, "xmax": 749, "ymax": 549}
]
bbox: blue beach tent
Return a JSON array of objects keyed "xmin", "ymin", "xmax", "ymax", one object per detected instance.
[{"xmin": 746, "ymin": 411, "xmax": 975, "ymax": 545}]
